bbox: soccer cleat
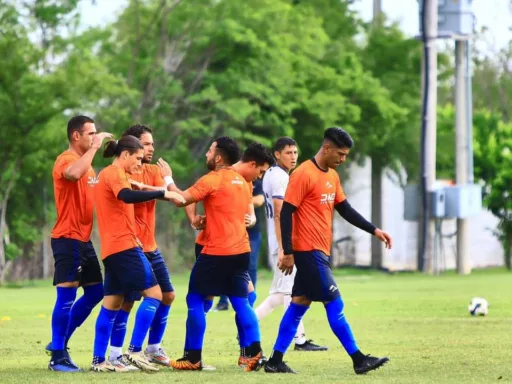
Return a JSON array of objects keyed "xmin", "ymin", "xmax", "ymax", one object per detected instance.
[
  {"xmin": 170, "ymin": 357, "xmax": 202, "ymax": 371},
  {"xmin": 145, "ymin": 348, "xmax": 171, "ymax": 366},
  {"xmin": 45, "ymin": 342, "xmax": 52, "ymax": 356},
  {"xmin": 243, "ymin": 351, "xmax": 266, "ymax": 372},
  {"xmin": 237, "ymin": 355, "xmax": 249, "ymax": 369},
  {"xmin": 214, "ymin": 302, "xmax": 229, "ymax": 311},
  {"xmin": 200, "ymin": 362, "xmax": 217, "ymax": 371},
  {"xmin": 48, "ymin": 356, "xmax": 81, "ymax": 372},
  {"xmin": 109, "ymin": 355, "xmax": 140, "ymax": 372},
  {"xmin": 90, "ymin": 361, "xmax": 117, "ymax": 372},
  {"xmin": 125, "ymin": 351, "xmax": 159, "ymax": 372},
  {"xmin": 264, "ymin": 361, "xmax": 297, "ymax": 374},
  {"xmin": 294, "ymin": 339, "xmax": 328, "ymax": 352},
  {"xmin": 353, "ymin": 355, "xmax": 389, "ymax": 375}
]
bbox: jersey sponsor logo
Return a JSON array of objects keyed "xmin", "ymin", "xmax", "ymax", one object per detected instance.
[
  {"xmin": 320, "ymin": 192, "xmax": 336, "ymax": 204},
  {"xmin": 325, "ymin": 181, "xmax": 333, "ymax": 188},
  {"xmin": 87, "ymin": 176, "xmax": 99, "ymax": 186}
]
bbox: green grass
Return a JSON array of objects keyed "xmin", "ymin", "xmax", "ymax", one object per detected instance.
[{"xmin": 1, "ymin": 268, "xmax": 511, "ymax": 383}]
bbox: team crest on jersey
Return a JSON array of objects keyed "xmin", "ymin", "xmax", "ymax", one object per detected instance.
[
  {"xmin": 232, "ymin": 175, "xmax": 244, "ymax": 185},
  {"xmin": 325, "ymin": 181, "xmax": 333, "ymax": 188}
]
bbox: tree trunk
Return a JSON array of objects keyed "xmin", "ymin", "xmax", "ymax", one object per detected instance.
[
  {"xmin": 371, "ymin": 158, "xmax": 383, "ymax": 269},
  {"xmin": 0, "ymin": 165, "xmax": 18, "ymax": 285}
]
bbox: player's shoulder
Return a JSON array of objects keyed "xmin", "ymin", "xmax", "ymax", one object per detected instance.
[
  {"xmin": 290, "ymin": 160, "xmax": 313, "ymax": 180},
  {"xmin": 54, "ymin": 150, "xmax": 77, "ymax": 165},
  {"xmin": 143, "ymin": 163, "xmax": 159, "ymax": 174}
]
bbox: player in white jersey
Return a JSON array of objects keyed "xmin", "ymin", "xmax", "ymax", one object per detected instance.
[{"xmin": 255, "ymin": 137, "xmax": 328, "ymax": 352}]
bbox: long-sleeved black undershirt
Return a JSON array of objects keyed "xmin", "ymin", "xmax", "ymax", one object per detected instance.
[
  {"xmin": 117, "ymin": 188, "xmax": 165, "ymax": 204},
  {"xmin": 280, "ymin": 200, "xmax": 376, "ymax": 255}
]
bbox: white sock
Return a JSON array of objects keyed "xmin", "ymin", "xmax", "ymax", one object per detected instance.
[
  {"xmin": 283, "ymin": 295, "xmax": 307, "ymax": 345},
  {"xmin": 146, "ymin": 343, "xmax": 160, "ymax": 354},
  {"xmin": 255, "ymin": 293, "xmax": 284, "ymax": 320},
  {"xmin": 109, "ymin": 346, "xmax": 123, "ymax": 361}
]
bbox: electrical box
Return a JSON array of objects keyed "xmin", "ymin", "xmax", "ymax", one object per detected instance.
[
  {"xmin": 444, "ymin": 183, "xmax": 482, "ymax": 218},
  {"xmin": 418, "ymin": 0, "xmax": 474, "ymax": 37},
  {"xmin": 403, "ymin": 184, "xmax": 446, "ymax": 221}
]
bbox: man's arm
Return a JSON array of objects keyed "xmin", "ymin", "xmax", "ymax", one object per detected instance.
[
  {"xmin": 64, "ymin": 132, "xmax": 112, "ymax": 181},
  {"xmin": 273, "ymin": 198, "xmax": 285, "ymax": 253},
  {"xmin": 279, "ymin": 201, "xmax": 296, "ymax": 275},
  {"xmin": 245, "ymin": 204, "xmax": 257, "ymax": 228},
  {"xmin": 252, "ymin": 194, "xmax": 264, "ymax": 208},
  {"xmin": 335, "ymin": 200, "xmax": 393, "ymax": 249}
]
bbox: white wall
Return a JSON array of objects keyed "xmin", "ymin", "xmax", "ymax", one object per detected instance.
[{"xmin": 331, "ymin": 158, "xmax": 504, "ymax": 271}]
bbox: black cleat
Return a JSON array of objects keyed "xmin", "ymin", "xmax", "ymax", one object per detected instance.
[
  {"xmin": 264, "ymin": 361, "xmax": 297, "ymax": 374},
  {"xmin": 354, "ymin": 355, "xmax": 389, "ymax": 375},
  {"xmin": 214, "ymin": 302, "xmax": 229, "ymax": 311},
  {"xmin": 294, "ymin": 340, "xmax": 328, "ymax": 352}
]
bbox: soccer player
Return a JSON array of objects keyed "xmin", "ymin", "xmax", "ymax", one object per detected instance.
[
  {"xmin": 90, "ymin": 136, "xmax": 184, "ymax": 372},
  {"xmin": 167, "ymin": 137, "xmax": 264, "ymax": 371},
  {"xmin": 107, "ymin": 125, "xmax": 176, "ymax": 370},
  {"xmin": 256, "ymin": 137, "xmax": 328, "ymax": 352},
  {"xmin": 264, "ymin": 127, "xmax": 392, "ymax": 375},
  {"xmin": 47, "ymin": 116, "xmax": 112, "ymax": 372}
]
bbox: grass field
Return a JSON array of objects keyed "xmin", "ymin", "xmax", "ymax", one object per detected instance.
[{"xmin": 1, "ymin": 268, "xmax": 511, "ymax": 383}]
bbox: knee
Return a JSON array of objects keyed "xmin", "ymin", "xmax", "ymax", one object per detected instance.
[
  {"xmin": 292, "ymin": 295, "xmax": 312, "ymax": 307},
  {"xmin": 121, "ymin": 301, "xmax": 135, "ymax": 312},
  {"xmin": 186, "ymin": 293, "xmax": 205, "ymax": 310},
  {"xmin": 144, "ymin": 285, "xmax": 162, "ymax": 301},
  {"xmin": 162, "ymin": 291, "xmax": 175, "ymax": 306},
  {"xmin": 84, "ymin": 283, "xmax": 104, "ymax": 304},
  {"xmin": 325, "ymin": 296, "xmax": 344, "ymax": 313}
]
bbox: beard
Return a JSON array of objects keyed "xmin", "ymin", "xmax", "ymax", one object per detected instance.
[{"xmin": 206, "ymin": 158, "xmax": 216, "ymax": 170}]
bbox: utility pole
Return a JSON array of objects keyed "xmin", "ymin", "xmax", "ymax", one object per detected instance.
[
  {"xmin": 370, "ymin": 0, "xmax": 384, "ymax": 270},
  {"xmin": 455, "ymin": 40, "xmax": 471, "ymax": 274},
  {"xmin": 419, "ymin": 0, "xmax": 438, "ymax": 274}
]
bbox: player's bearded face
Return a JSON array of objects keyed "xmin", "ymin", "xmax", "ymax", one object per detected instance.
[{"xmin": 139, "ymin": 133, "xmax": 154, "ymax": 164}]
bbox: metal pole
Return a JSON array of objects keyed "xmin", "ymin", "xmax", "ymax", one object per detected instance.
[
  {"xmin": 455, "ymin": 40, "xmax": 471, "ymax": 275},
  {"xmin": 465, "ymin": 39, "xmax": 474, "ymax": 183},
  {"xmin": 373, "ymin": 0, "xmax": 382, "ymax": 19},
  {"xmin": 423, "ymin": 0, "xmax": 438, "ymax": 274}
]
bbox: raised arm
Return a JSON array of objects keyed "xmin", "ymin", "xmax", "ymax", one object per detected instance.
[{"xmin": 64, "ymin": 132, "xmax": 112, "ymax": 181}]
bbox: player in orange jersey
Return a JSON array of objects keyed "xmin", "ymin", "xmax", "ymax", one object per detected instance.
[
  {"xmin": 47, "ymin": 116, "xmax": 112, "ymax": 372},
  {"xmin": 106, "ymin": 125, "xmax": 177, "ymax": 370},
  {"xmin": 166, "ymin": 137, "xmax": 265, "ymax": 371},
  {"xmin": 264, "ymin": 127, "xmax": 392, "ymax": 375},
  {"xmin": 90, "ymin": 136, "xmax": 184, "ymax": 373}
]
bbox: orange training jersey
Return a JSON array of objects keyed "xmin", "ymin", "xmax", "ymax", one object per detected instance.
[
  {"xmin": 187, "ymin": 168, "xmax": 251, "ymax": 256},
  {"xmin": 51, "ymin": 150, "xmax": 96, "ymax": 242},
  {"xmin": 95, "ymin": 164, "xmax": 142, "ymax": 259},
  {"xmin": 195, "ymin": 176, "xmax": 254, "ymax": 247},
  {"xmin": 284, "ymin": 159, "xmax": 346, "ymax": 256},
  {"xmin": 130, "ymin": 164, "xmax": 165, "ymax": 252}
]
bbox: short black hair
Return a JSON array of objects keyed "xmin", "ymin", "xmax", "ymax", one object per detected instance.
[
  {"xmin": 103, "ymin": 135, "xmax": 143, "ymax": 158},
  {"xmin": 122, "ymin": 124, "xmax": 152, "ymax": 139},
  {"xmin": 323, "ymin": 127, "xmax": 354, "ymax": 149},
  {"xmin": 274, "ymin": 137, "xmax": 297, "ymax": 153},
  {"xmin": 67, "ymin": 115, "xmax": 94, "ymax": 141},
  {"xmin": 214, "ymin": 136, "xmax": 241, "ymax": 166},
  {"xmin": 241, "ymin": 142, "xmax": 275, "ymax": 167}
]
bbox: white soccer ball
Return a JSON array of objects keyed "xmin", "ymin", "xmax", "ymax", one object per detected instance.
[{"xmin": 468, "ymin": 297, "xmax": 489, "ymax": 316}]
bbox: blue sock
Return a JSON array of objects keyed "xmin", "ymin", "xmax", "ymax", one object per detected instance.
[
  {"xmin": 273, "ymin": 302, "xmax": 309, "ymax": 353},
  {"xmin": 203, "ymin": 299, "xmax": 214, "ymax": 314},
  {"xmin": 184, "ymin": 293, "xmax": 206, "ymax": 350},
  {"xmin": 128, "ymin": 297, "xmax": 160, "ymax": 353},
  {"xmin": 325, "ymin": 297, "xmax": 359, "ymax": 355},
  {"xmin": 92, "ymin": 306, "xmax": 118, "ymax": 364},
  {"xmin": 51, "ymin": 287, "xmax": 77, "ymax": 350},
  {"xmin": 230, "ymin": 296, "xmax": 260, "ymax": 346},
  {"xmin": 148, "ymin": 303, "xmax": 171, "ymax": 346},
  {"xmin": 110, "ymin": 309, "xmax": 130, "ymax": 348},
  {"xmin": 248, "ymin": 291, "xmax": 257, "ymax": 308},
  {"xmin": 66, "ymin": 283, "xmax": 103, "ymax": 344},
  {"xmin": 235, "ymin": 312, "xmax": 248, "ymax": 347}
]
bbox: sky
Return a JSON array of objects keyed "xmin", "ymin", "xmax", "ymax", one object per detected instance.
[{"xmin": 79, "ymin": 0, "xmax": 511, "ymax": 51}]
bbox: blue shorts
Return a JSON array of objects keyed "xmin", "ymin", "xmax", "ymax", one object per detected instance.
[
  {"xmin": 103, "ymin": 247, "xmax": 158, "ymax": 296},
  {"xmin": 51, "ymin": 238, "xmax": 102, "ymax": 286},
  {"xmin": 124, "ymin": 249, "xmax": 174, "ymax": 302},
  {"xmin": 189, "ymin": 253, "xmax": 251, "ymax": 297},
  {"xmin": 292, "ymin": 250, "xmax": 341, "ymax": 302},
  {"xmin": 195, "ymin": 243, "xmax": 203, "ymax": 259}
]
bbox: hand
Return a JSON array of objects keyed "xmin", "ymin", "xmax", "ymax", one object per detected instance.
[
  {"xmin": 374, "ymin": 228, "xmax": 393, "ymax": 249},
  {"xmin": 278, "ymin": 253, "xmax": 295, "ymax": 276},
  {"xmin": 157, "ymin": 158, "xmax": 173, "ymax": 178},
  {"xmin": 164, "ymin": 191, "xmax": 186, "ymax": 204},
  {"xmin": 245, "ymin": 214, "xmax": 256, "ymax": 227},
  {"xmin": 92, "ymin": 132, "xmax": 113, "ymax": 149},
  {"xmin": 277, "ymin": 249, "xmax": 284, "ymax": 267},
  {"xmin": 128, "ymin": 178, "xmax": 144, "ymax": 190},
  {"xmin": 191, "ymin": 215, "xmax": 206, "ymax": 230}
]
